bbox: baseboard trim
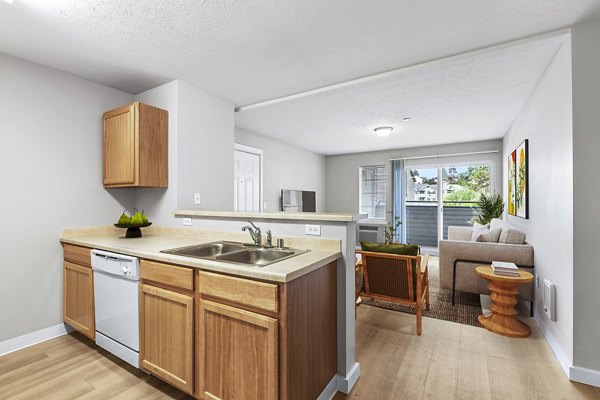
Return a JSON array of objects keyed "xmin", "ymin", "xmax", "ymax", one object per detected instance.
[
  {"xmin": 570, "ymin": 366, "xmax": 600, "ymax": 387},
  {"xmin": 336, "ymin": 362, "xmax": 361, "ymax": 394},
  {"xmin": 534, "ymin": 314, "xmax": 571, "ymax": 378},
  {"xmin": 317, "ymin": 375, "xmax": 339, "ymax": 400},
  {"xmin": 0, "ymin": 323, "xmax": 71, "ymax": 356}
]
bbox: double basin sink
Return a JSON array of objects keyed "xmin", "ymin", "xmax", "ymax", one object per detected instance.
[{"xmin": 161, "ymin": 241, "xmax": 309, "ymax": 268}]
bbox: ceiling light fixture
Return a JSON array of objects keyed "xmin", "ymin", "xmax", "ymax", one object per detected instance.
[{"xmin": 373, "ymin": 126, "xmax": 394, "ymax": 137}]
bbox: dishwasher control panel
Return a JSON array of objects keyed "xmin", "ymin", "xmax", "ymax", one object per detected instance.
[{"xmin": 91, "ymin": 249, "xmax": 140, "ymax": 280}]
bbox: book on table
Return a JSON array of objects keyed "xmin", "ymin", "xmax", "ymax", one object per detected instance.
[{"xmin": 491, "ymin": 261, "xmax": 520, "ymax": 276}]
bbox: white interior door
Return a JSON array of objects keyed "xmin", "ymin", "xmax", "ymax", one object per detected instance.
[{"xmin": 234, "ymin": 149, "xmax": 261, "ymax": 211}]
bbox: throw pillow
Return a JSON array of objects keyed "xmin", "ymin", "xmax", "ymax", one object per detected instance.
[
  {"xmin": 473, "ymin": 228, "xmax": 502, "ymax": 243},
  {"xmin": 499, "ymin": 228, "xmax": 526, "ymax": 244},
  {"xmin": 471, "ymin": 222, "xmax": 490, "ymax": 241},
  {"xmin": 489, "ymin": 218, "xmax": 504, "ymax": 231},
  {"xmin": 359, "ymin": 241, "xmax": 419, "ymax": 256}
]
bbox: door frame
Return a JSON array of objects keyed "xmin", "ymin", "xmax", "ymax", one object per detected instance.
[{"xmin": 234, "ymin": 143, "xmax": 264, "ymax": 211}]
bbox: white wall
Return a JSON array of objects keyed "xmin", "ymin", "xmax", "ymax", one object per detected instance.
[
  {"xmin": 571, "ymin": 19, "xmax": 600, "ymax": 379},
  {"xmin": 0, "ymin": 53, "xmax": 134, "ymax": 341},
  {"xmin": 135, "ymin": 80, "xmax": 236, "ymax": 225},
  {"xmin": 177, "ymin": 81, "xmax": 234, "ymax": 211},
  {"xmin": 235, "ymin": 128, "xmax": 327, "ymax": 212},
  {"xmin": 502, "ymin": 34, "xmax": 573, "ymax": 366},
  {"xmin": 134, "ymin": 81, "xmax": 179, "ymax": 226},
  {"xmin": 325, "ymin": 140, "xmax": 502, "ymax": 214}
]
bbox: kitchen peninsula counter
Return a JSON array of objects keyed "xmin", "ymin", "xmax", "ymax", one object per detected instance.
[{"xmin": 60, "ymin": 225, "xmax": 341, "ymax": 283}]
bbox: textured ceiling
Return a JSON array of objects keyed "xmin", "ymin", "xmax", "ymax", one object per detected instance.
[
  {"xmin": 236, "ymin": 34, "xmax": 568, "ymax": 155},
  {"xmin": 0, "ymin": 0, "xmax": 598, "ymax": 106}
]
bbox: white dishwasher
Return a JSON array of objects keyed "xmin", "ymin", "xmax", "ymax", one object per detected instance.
[{"xmin": 91, "ymin": 249, "xmax": 140, "ymax": 368}]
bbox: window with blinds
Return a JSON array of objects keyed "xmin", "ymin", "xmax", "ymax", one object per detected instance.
[{"xmin": 359, "ymin": 165, "xmax": 386, "ymax": 219}]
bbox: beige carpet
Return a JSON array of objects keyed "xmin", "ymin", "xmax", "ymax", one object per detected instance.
[{"xmin": 360, "ymin": 257, "xmax": 483, "ymax": 327}]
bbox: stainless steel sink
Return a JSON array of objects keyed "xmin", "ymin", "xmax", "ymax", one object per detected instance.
[
  {"xmin": 161, "ymin": 241, "xmax": 308, "ymax": 267},
  {"xmin": 216, "ymin": 248, "xmax": 296, "ymax": 266},
  {"xmin": 162, "ymin": 241, "xmax": 246, "ymax": 258}
]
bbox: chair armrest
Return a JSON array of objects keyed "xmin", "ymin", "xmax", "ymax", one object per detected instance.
[
  {"xmin": 448, "ymin": 226, "xmax": 473, "ymax": 241},
  {"xmin": 420, "ymin": 254, "xmax": 429, "ymax": 274}
]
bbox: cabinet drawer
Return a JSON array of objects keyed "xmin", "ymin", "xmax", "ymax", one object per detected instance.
[
  {"xmin": 63, "ymin": 244, "xmax": 91, "ymax": 267},
  {"xmin": 198, "ymin": 271, "xmax": 278, "ymax": 313},
  {"xmin": 141, "ymin": 260, "xmax": 194, "ymax": 291}
]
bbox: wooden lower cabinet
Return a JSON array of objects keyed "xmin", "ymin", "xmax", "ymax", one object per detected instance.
[
  {"xmin": 197, "ymin": 299, "xmax": 278, "ymax": 400},
  {"xmin": 63, "ymin": 261, "xmax": 95, "ymax": 340},
  {"xmin": 140, "ymin": 284, "xmax": 194, "ymax": 395}
]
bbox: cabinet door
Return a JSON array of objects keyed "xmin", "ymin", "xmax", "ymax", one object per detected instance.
[
  {"xmin": 103, "ymin": 103, "xmax": 137, "ymax": 186},
  {"xmin": 140, "ymin": 284, "xmax": 194, "ymax": 395},
  {"xmin": 198, "ymin": 299, "xmax": 278, "ymax": 400},
  {"xmin": 63, "ymin": 261, "xmax": 95, "ymax": 340}
]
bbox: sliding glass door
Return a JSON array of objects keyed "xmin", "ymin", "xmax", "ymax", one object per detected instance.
[
  {"xmin": 404, "ymin": 164, "xmax": 490, "ymax": 251},
  {"xmin": 405, "ymin": 168, "xmax": 439, "ymax": 248},
  {"xmin": 441, "ymin": 165, "xmax": 490, "ymax": 239}
]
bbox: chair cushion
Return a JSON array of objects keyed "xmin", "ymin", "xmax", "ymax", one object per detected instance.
[{"xmin": 359, "ymin": 241, "xmax": 419, "ymax": 256}]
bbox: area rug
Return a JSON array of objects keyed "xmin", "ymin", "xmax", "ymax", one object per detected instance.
[{"xmin": 359, "ymin": 257, "xmax": 482, "ymax": 327}]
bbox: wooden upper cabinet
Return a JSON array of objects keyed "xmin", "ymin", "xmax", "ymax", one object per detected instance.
[{"xmin": 103, "ymin": 101, "xmax": 168, "ymax": 188}]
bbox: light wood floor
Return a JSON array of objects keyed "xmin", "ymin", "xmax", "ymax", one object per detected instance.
[
  {"xmin": 334, "ymin": 305, "xmax": 600, "ymax": 400},
  {"xmin": 0, "ymin": 333, "xmax": 192, "ymax": 399},
  {"xmin": 2, "ymin": 309, "xmax": 599, "ymax": 400}
]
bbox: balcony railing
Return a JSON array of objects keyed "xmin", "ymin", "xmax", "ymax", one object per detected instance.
[{"xmin": 405, "ymin": 201, "xmax": 480, "ymax": 247}]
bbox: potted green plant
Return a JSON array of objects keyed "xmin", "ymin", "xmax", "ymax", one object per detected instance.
[
  {"xmin": 472, "ymin": 192, "xmax": 504, "ymax": 225},
  {"xmin": 384, "ymin": 215, "xmax": 403, "ymax": 245}
]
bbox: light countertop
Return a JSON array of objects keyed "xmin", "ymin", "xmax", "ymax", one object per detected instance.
[
  {"xmin": 173, "ymin": 210, "xmax": 366, "ymax": 222},
  {"xmin": 60, "ymin": 226, "xmax": 341, "ymax": 283}
]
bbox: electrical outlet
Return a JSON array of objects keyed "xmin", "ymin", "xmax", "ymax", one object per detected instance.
[
  {"xmin": 305, "ymin": 224, "xmax": 321, "ymax": 236},
  {"xmin": 263, "ymin": 202, "xmax": 267, "ymax": 210},
  {"xmin": 535, "ymin": 275, "xmax": 540, "ymax": 288},
  {"xmin": 194, "ymin": 193, "xmax": 201, "ymax": 205},
  {"xmin": 183, "ymin": 218, "xmax": 192, "ymax": 226}
]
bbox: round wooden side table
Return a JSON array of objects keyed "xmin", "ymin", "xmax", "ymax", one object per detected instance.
[{"xmin": 476, "ymin": 266, "xmax": 534, "ymax": 338}]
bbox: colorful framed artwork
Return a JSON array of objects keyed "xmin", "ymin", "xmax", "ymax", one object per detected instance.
[
  {"xmin": 508, "ymin": 150, "xmax": 516, "ymax": 216},
  {"xmin": 515, "ymin": 139, "xmax": 529, "ymax": 219}
]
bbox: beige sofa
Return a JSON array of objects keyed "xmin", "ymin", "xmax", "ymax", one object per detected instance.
[{"xmin": 439, "ymin": 218, "xmax": 534, "ymax": 305}]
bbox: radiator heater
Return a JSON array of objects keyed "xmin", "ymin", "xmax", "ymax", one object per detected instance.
[
  {"xmin": 357, "ymin": 222, "xmax": 386, "ymax": 244},
  {"xmin": 543, "ymin": 279, "xmax": 556, "ymax": 321}
]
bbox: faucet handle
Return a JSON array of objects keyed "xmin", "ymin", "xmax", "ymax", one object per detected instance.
[{"xmin": 266, "ymin": 230, "xmax": 272, "ymax": 248}]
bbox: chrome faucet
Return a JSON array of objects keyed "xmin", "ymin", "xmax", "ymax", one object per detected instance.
[{"xmin": 242, "ymin": 221, "xmax": 262, "ymax": 246}]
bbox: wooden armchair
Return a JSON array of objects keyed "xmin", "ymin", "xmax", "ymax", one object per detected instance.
[{"xmin": 356, "ymin": 251, "xmax": 430, "ymax": 335}]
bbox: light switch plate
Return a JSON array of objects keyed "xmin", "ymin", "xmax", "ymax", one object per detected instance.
[
  {"xmin": 305, "ymin": 224, "xmax": 321, "ymax": 236},
  {"xmin": 194, "ymin": 193, "xmax": 201, "ymax": 205},
  {"xmin": 183, "ymin": 218, "xmax": 192, "ymax": 226}
]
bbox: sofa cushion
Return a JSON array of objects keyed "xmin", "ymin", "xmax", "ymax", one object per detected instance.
[
  {"xmin": 473, "ymin": 222, "xmax": 489, "ymax": 231},
  {"xmin": 489, "ymin": 218, "xmax": 526, "ymax": 244},
  {"xmin": 499, "ymin": 228, "xmax": 526, "ymax": 244},
  {"xmin": 489, "ymin": 218, "xmax": 504, "ymax": 231},
  {"xmin": 473, "ymin": 228, "xmax": 502, "ymax": 243},
  {"xmin": 470, "ymin": 222, "xmax": 490, "ymax": 241}
]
